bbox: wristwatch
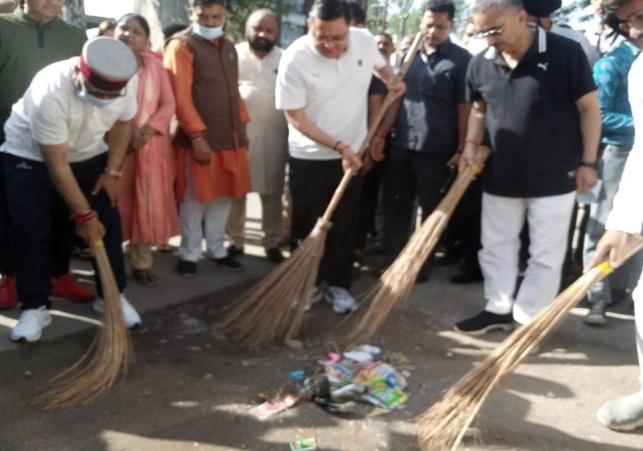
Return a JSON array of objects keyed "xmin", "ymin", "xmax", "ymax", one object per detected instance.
[
  {"xmin": 579, "ymin": 161, "xmax": 598, "ymax": 170},
  {"xmin": 104, "ymin": 168, "xmax": 123, "ymax": 178}
]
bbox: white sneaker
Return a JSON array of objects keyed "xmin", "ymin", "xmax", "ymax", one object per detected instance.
[
  {"xmin": 10, "ymin": 306, "xmax": 52, "ymax": 342},
  {"xmin": 325, "ymin": 286, "xmax": 357, "ymax": 313},
  {"xmin": 93, "ymin": 294, "xmax": 142, "ymax": 328}
]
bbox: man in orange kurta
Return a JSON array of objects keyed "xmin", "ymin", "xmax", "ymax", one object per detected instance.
[{"xmin": 164, "ymin": 0, "xmax": 251, "ymax": 276}]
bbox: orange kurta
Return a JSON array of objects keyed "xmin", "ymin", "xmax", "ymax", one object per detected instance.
[{"xmin": 164, "ymin": 38, "xmax": 250, "ymax": 204}]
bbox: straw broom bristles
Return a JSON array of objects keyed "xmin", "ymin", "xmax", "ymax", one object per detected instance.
[
  {"xmin": 415, "ymin": 234, "xmax": 643, "ymax": 451},
  {"xmin": 347, "ymin": 146, "xmax": 491, "ymax": 344},
  {"xmin": 38, "ymin": 243, "xmax": 134, "ymax": 410},
  {"xmin": 222, "ymin": 33, "xmax": 425, "ymax": 349}
]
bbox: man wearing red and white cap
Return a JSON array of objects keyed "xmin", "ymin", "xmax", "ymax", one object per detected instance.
[{"xmin": 0, "ymin": 37, "xmax": 142, "ymax": 342}]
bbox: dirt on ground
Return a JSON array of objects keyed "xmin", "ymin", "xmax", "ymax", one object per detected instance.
[{"xmin": 0, "ymin": 256, "xmax": 642, "ymax": 451}]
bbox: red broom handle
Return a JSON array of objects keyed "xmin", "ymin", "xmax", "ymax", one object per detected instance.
[{"xmin": 320, "ymin": 32, "xmax": 423, "ymax": 223}]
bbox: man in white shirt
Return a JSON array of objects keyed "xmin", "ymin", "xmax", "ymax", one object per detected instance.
[
  {"xmin": 227, "ymin": 9, "xmax": 288, "ymax": 264},
  {"xmin": 0, "ymin": 38, "xmax": 142, "ymax": 343},
  {"xmin": 587, "ymin": 0, "xmax": 625, "ymax": 56},
  {"xmin": 588, "ymin": 0, "xmax": 643, "ymax": 432},
  {"xmin": 276, "ymin": 0, "xmax": 404, "ymax": 313}
]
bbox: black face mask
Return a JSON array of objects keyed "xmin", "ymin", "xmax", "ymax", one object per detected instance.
[{"xmin": 248, "ymin": 36, "xmax": 275, "ymax": 52}]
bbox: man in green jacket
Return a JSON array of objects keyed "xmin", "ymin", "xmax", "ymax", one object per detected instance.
[{"xmin": 0, "ymin": 0, "xmax": 91, "ymax": 310}]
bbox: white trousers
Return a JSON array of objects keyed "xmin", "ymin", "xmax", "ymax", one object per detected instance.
[
  {"xmin": 178, "ymin": 164, "xmax": 232, "ymax": 262},
  {"xmin": 480, "ymin": 191, "xmax": 576, "ymax": 324}
]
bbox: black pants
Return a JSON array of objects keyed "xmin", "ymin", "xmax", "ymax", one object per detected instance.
[
  {"xmin": 289, "ymin": 157, "xmax": 363, "ymax": 290},
  {"xmin": 383, "ymin": 148, "xmax": 451, "ymax": 263},
  {"xmin": 355, "ymin": 159, "xmax": 385, "ymax": 250},
  {"xmin": 0, "ymin": 152, "xmax": 72, "ymax": 278},
  {"xmin": 4, "ymin": 153, "xmax": 127, "ymax": 310}
]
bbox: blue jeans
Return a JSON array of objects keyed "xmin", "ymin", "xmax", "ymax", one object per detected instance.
[
  {"xmin": 3, "ymin": 153, "xmax": 127, "ymax": 309},
  {"xmin": 584, "ymin": 144, "xmax": 643, "ymax": 305}
]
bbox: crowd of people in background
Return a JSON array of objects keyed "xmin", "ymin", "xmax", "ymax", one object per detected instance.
[{"xmin": 1, "ymin": 0, "xmax": 643, "ymax": 432}]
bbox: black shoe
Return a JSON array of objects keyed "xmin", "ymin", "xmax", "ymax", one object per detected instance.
[
  {"xmin": 266, "ymin": 247, "xmax": 285, "ymax": 264},
  {"xmin": 175, "ymin": 260, "xmax": 197, "ymax": 277},
  {"xmin": 227, "ymin": 245, "xmax": 244, "ymax": 258},
  {"xmin": 454, "ymin": 310, "xmax": 514, "ymax": 336},
  {"xmin": 209, "ymin": 255, "xmax": 243, "ymax": 271},
  {"xmin": 583, "ymin": 302, "xmax": 607, "ymax": 326},
  {"xmin": 449, "ymin": 270, "xmax": 484, "ymax": 284}
]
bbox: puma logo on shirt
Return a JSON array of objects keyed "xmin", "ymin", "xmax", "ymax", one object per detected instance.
[{"xmin": 538, "ymin": 62, "xmax": 549, "ymax": 72}]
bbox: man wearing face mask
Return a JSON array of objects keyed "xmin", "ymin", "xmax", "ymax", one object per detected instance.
[
  {"xmin": 0, "ymin": 38, "xmax": 142, "ymax": 342},
  {"xmin": 164, "ymin": 0, "xmax": 251, "ymax": 277},
  {"xmin": 0, "ymin": 0, "xmax": 91, "ymax": 311},
  {"xmin": 227, "ymin": 9, "xmax": 288, "ymax": 265}
]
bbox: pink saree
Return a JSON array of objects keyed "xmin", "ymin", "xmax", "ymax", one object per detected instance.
[{"xmin": 119, "ymin": 52, "xmax": 180, "ymax": 244}]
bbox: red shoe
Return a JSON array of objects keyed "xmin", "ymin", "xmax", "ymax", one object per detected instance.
[
  {"xmin": 0, "ymin": 276, "xmax": 16, "ymax": 310},
  {"xmin": 51, "ymin": 273, "xmax": 94, "ymax": 303}
]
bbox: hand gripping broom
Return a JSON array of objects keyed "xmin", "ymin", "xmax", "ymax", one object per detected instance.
[
  {"xmin": 347, "ymin": 146, "xmax": 491, "ymax": 344},
  {"xmin": 416, "ymin": 234, "xmax": 643, "ymax": 451},
  {"xmin": 222, "ymin": 33, "xmax": 424, "ymax": 349},
  {"xmin": 39, "ymin": 242, "xmax": 135, "ymax": 410}
]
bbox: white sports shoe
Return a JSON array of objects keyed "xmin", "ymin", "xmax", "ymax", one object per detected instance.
[
  {"xmin": 93, "ymin": 294, "xmax": 142, "ymax": 328},
  {"xmin": 325, "ymin": 286, "xmax": 357, "ymax": 313},
  {"xmin": 10, "ymin": 306, "xmax": 52, "ymax": 342}
]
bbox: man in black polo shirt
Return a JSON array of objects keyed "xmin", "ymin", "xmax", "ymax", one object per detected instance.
[
  {"xmin": 454, "ymin": 0, "xmax": 601, "ymax": 334},
  {"xmin": 370, "ymin": 0, "xmax": 472, "ymax": 279}
]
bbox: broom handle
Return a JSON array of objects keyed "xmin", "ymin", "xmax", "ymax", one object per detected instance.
[
  {"xmin": 94, "ymin": 241, "xmax": 122, "ymax": 309},
  {"xmin": 321, "ymin": 33, "xmax": 423, "ymax": 223}
]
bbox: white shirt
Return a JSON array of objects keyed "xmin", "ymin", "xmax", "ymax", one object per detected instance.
[
  {"xmin": 236, "ymin": 42, "xmax": 288, "ymax": 194},
  {"xmin": 606, "ymin": 54, "xmax": 643, "ymax": 235},
  {"xmin": 276, "ymin": 27, "xmax": 387, "ymax": 160},
  {"xmin": 1, "ymin": 58, "xmax": 138, "ymax": 163}
]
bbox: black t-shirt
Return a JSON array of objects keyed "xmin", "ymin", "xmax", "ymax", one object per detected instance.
[
  {"xmin": 466, "ymin": 28, "xmax": 596, "ymax": 197},
  {"xmin": 393, "ymin": 40, "xmax": 472, "ymax": 155},
  {"xmin": 368, "ymin": 75, "xmax": 388, "ymax": 96}
]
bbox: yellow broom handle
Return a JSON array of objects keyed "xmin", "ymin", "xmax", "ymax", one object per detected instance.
[{"xmin": 320, "ymin": 33, "xmax": 423, "ymax": 222}]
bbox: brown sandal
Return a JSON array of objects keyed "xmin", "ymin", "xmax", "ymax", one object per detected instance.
[{"xmin": 132, "ymin": 269, "xmax": 160, "ymax": 287}]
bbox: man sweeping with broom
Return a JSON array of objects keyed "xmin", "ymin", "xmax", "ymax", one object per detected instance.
[
  {"xmin": 587, "ymin": 0, "xmax": 643, "ymax": 432},
  {"xmin": 1, "ymin": 37, "xmax": 142, "ymax": 342},
  {"xmin": 276, "ymin": 0, "xmax": 405, "ymax": 313}
]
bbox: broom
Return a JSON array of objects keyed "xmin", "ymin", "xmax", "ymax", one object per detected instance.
[
  {"xmin": 223, "ymin": 33, "xmax": 424, "ymax": 349},
  {"xmin": 39, "ymin": 242, "xmax": 134, "ymax": 410},
  {"xmin": 416, "ymin": 234, "xmax": 643, "ymax": 451},
  {"xmin": 347, "ymin": 146, "xmax": 491, "ymax": 344}
]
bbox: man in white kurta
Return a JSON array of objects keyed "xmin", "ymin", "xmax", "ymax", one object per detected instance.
[
  {"xmin": 227, "ymin": 9, "xmax": 288, "ymax": 263},
  {"xmin": 588, "ymin": 0, "xmax": 643, "ymax": 431}
]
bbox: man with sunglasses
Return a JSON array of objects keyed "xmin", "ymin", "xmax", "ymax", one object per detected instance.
[
  {"xmin": 0, "ymin": 38, "xmax": 142, "ymax": 342},
  {"xmin": 454, "ymin": 0, "xmax": 601, "ymax": 335},
  {"xmin": 586, "ymin": 0, "xmax": 643, "ymax": 433}
]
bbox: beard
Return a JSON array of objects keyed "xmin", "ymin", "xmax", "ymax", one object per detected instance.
[{"xmin": 248, "ymin": 36, "xmax": 275, "ymax": 52}]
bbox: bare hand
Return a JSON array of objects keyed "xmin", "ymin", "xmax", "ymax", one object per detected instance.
[
  {"xmin": 370, "ymin": 137, "xmax": 386, "ymax": 162},
  {"xmin": 576, "ymin": 166, "xmax": 598, "ymax": 193},
  {"xmin": 386, "ymin": 78, "xmax": 406, "ymax": 101},
  {"xmin": 192, "ymin": 138, "xmax": 212, "ymax": 165},
  {"xmin": 448, "ymin": 151, "xmax": 462, "ymax": 167},
  {"xmin": 76, "ymin": 216, "xmax": 106, "ymax": 252},
  {"xmin": 584, "ymin": 229, "xmax": 629, "ymax": 271},
  {"xmin": 130, "ymin": 128, "xmax": 148, "ymax": 151},
  {"xmin": 338, "ymin": 144, "xmax": 362, "ymax": 172},
  {"xmin": 458, "ymin": 142, "xmax": 478, "ymax": 174},
  {"xmin": 92, "ymin": 174, "xmax": 121, "ymax": 206},
  {"xmin": 362, "ymin": 153, "xmax": 374, "ymax": 174}
]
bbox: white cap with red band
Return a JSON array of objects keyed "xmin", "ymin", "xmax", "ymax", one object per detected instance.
[{"xmin": 79, "ymin": 37, "xmax": 137, "ymax": 92}]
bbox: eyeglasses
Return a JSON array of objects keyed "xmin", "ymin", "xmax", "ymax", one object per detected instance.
[
  {"xmin": 312, "ymin": 30, "xmax": 349, "ymax": 45},
  {"xmin": 475, "ymin": 18, "xmax": 511, "ymax": 39}
]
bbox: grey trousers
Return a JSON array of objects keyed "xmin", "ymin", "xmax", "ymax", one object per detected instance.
[{"xmin": 228, "ymin": 193, "xmax": 283, "ymax": 250}]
